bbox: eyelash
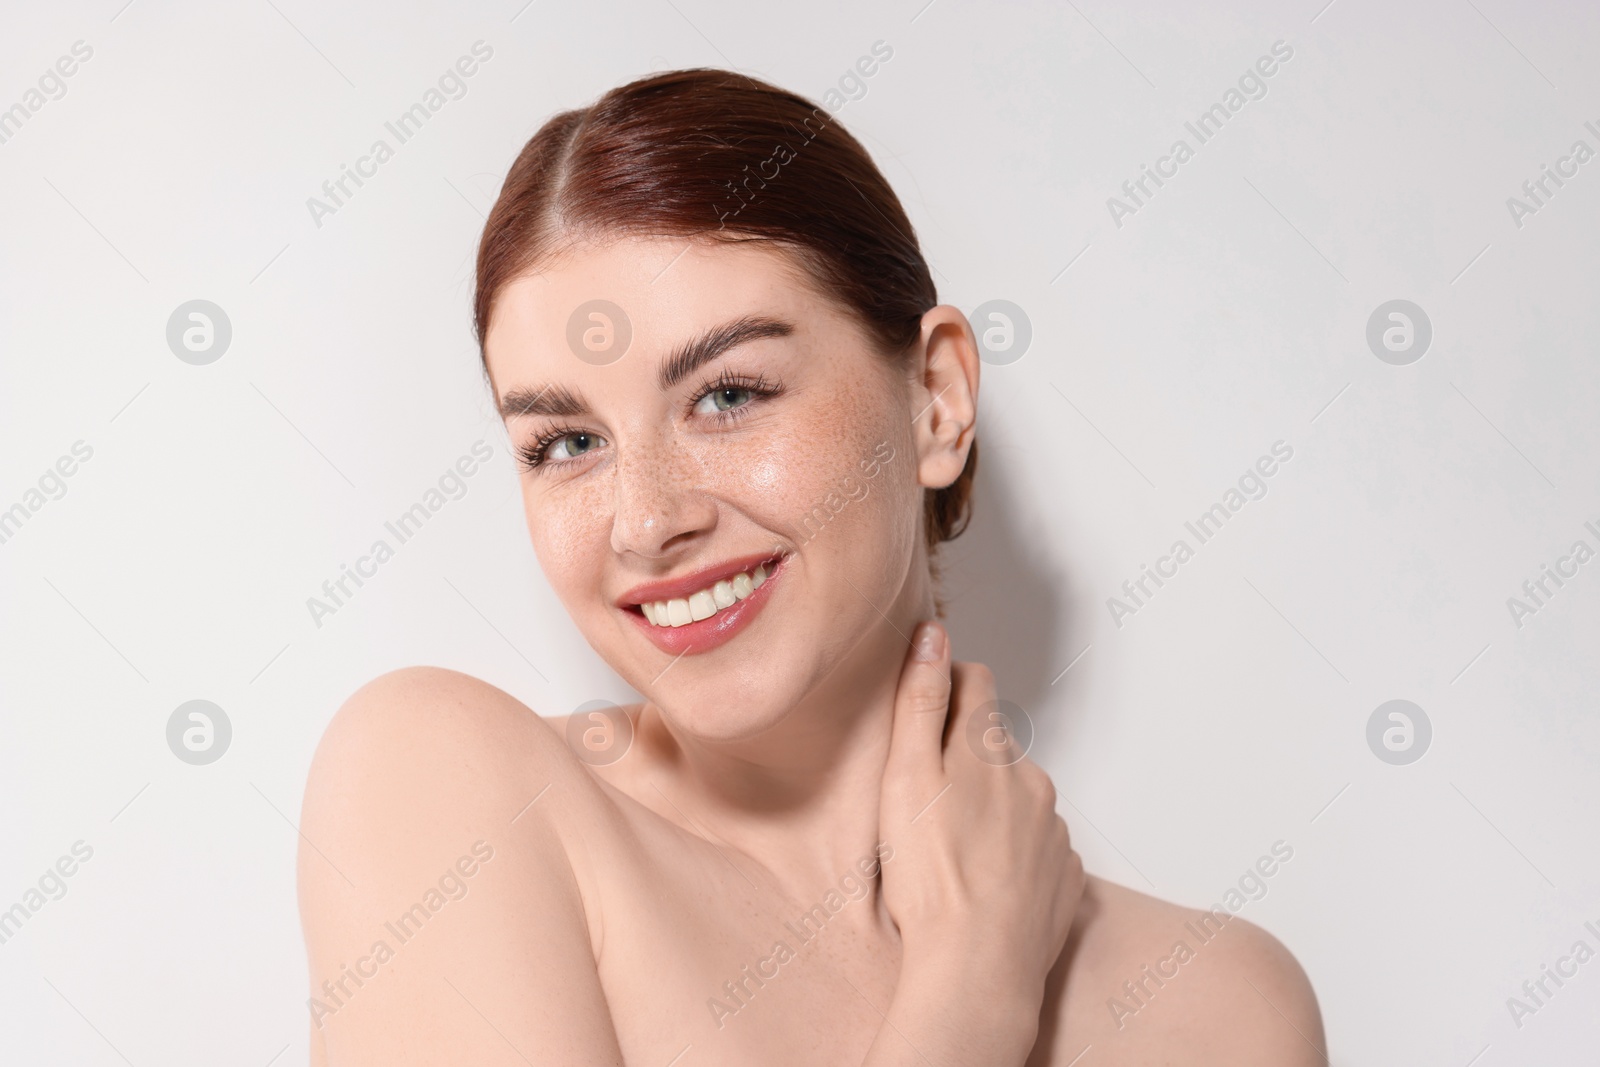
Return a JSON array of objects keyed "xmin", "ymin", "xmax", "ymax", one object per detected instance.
[{"xmin": 515, "ymin": 371, "xmax": 785, "ymax": 473}]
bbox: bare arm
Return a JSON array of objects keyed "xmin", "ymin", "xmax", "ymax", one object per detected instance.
[{"xmin": 297, "ymin": 650, "xmax": 1085, "ymax": 1066}]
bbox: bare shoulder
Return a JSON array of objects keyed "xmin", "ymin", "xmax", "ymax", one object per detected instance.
[
  {"xmin": 298, "ymin": 665, "xmax": 637, "ymax": 884},
  {"xmin": 303, "ymin": 667, "xmax": 585, "ymax": 848},
  {"xmin": 1032, "ymin": 875, "xmax": 1325, "ymax": 1066},
  {"xmin": 309, "ymin": 665, "xmax": 560, "ymax": 779},
  {"xmin": 297, "ymin": 667, "xmax": 629, "ymax": 1063}
]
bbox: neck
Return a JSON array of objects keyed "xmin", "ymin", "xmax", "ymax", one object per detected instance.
[{"xmin": 634, "ymin": 548, "xmax": 935, "ymax": 904}]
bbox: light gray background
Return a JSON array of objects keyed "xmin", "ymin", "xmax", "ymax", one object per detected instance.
[{"xmin": 3, "ymin": 0, "xmax": 1598, "ymax": 1063}]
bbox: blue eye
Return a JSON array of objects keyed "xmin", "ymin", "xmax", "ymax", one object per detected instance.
[
  {"xmin": 519, "ymin": 427, "xmax": 607, "ymax": 471},
  {"xmin": 694, "ymin": 386, "xmax": 754, "ymax": 415},
  {"xmin": 548, "ymin": 431, "xmax": 604, "ymax": 461},
  {"xmin": 690, "ymin": 373, "xmax": 781, "ymax": 417}
]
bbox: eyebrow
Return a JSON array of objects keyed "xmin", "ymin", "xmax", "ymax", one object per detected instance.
[
  {"xmin": 657, "ymin": 315, "xmax": 794, "ymax": 390},
  {"xmin": 498, "ymin": 383, "xmax": 586, "ymax": 419},
  {"xmin": 497, "ymin": 315, "xmax": 795, "ymax": 419}
]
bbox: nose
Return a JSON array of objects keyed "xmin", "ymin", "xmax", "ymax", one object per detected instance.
[{"xmin": 608, "ymin": 433, "xmax": 718, "ymax": 559}]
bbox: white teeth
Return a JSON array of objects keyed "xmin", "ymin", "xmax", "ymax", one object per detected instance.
[{"xmin": 639, "ymin": 563, "xmax": 776, "ymax": 627}]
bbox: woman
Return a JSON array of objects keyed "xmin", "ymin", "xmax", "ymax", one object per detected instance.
[{"xmin": 298, "ymin": 69, "xmax": 1323, "ymax": 1065}]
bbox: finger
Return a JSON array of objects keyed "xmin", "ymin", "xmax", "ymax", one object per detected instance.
[
  {"xmin": 942, "ymin": 661, "xmax": 999, "ymax": 757},
  {"xmin": 885, "ymin": 621, "xmax": 952, "ymax": 782}
]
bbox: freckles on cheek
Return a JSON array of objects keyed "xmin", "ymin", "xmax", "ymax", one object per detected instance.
[
  {"xmin": 744, "ymin": 454, "xmax": 783, "ymax": 494},
  {"xmin": 727, "ymin": 433, "xmax": 829, "ymax": 533},
  {"xmin": 524, "ymin": 488, "xmax": 605, "ymax": 591},
  {"xmin": 739, "ymin": 382, "xmax": 908, "ymax": 542}
]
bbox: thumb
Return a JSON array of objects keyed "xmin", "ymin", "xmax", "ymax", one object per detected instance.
[{"xmin": 885, "ymin": 622, "xmax": 952, "ymax": 783}]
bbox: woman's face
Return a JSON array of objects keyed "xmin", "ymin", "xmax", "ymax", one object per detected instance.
[{"xmin": 484, "ymin": 235, "xmax": 927, "ymax": 740}]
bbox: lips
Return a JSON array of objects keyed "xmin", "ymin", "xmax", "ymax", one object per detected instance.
[{"xmin": 617, "ymin": 551, "xmax": 786, "ymax": 656}]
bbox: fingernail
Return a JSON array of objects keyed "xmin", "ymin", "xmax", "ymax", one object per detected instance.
[{"xmin": 916, "ymin": 622, "xmax": 944, "ymax": 661}]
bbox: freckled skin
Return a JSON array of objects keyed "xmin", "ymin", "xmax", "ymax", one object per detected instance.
[
  {"xmin": 296, "ymin": 233, "xmax": 1323, "ymax": 1067},
  {"xmin": 485, "ymin": 235, "xmax": 927, "ymax": 743}
]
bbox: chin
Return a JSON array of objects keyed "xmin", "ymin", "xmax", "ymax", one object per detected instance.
[
  {"xmin": 658, "ymin": 683, "xmax": 798, "ymax": 743},
  {"xmin": 628, "ymin": 625, "xmax": 819, "ymax": 743}
]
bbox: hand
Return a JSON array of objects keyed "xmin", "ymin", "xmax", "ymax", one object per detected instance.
[{"xmin": 877, "ymin": 621, "xmax": 1084, "ymax": 1013}]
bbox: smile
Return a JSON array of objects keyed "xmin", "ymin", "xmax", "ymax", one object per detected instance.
[
  {"xmin": 617, "ymin": 552, "xmax": 786, "ymax": 656},
  {"xmin": 641, "ymin": 562, "xmax": 768, "ymax": 627}
]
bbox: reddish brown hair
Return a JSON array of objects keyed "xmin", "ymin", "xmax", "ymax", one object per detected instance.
[{"xmin": 474, "ymin": 68, "xmax": 976, "ymax": 553}]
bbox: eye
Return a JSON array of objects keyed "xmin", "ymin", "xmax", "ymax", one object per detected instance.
[
  {"xmin": 548, "ymin": 431, "xmax": 605, "ymax": 461},
  {"xmin": 693, "ymin": 385, "xmax": 756, "ymax": 415},
  {"xmin": 688, "ymin": 372, "xmax": 782, "ymax": 418},
  {"xmin": 518, "ymin": 427, "xmax": 607, "ymax": 472}
]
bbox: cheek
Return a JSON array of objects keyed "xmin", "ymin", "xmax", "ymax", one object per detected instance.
[
  {"xmin": 844, "ymin": 444, "xmax": 921, "ymax": 568},
  {"xmin": 730, "ymin": 384, "xmax": 915, "ymax": 550},
  {"xmin": 745, "ymin": 453, "xmax": 783, "ymax": 494},
  {"xmin": 830, "ymin": 402, "xmax": 922, "ymax": 567},
  {"xmin": 523, "ymin": 480, "xmax": 609, "ymax": 597}
]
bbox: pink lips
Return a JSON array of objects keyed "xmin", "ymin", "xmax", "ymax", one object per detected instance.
[{"xmin": 618, "ymin": 552, "xmax": 786, "ymax": 656}]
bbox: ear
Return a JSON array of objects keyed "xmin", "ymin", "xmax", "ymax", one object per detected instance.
[{"xmin": 909, "ymin": 305, "xmax": 980, "ymax": 491}]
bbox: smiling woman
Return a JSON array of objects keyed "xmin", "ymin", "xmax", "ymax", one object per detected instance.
[{"xmin": 296, "ymin": 68, "xmax": 1323, "ymax": 1066}]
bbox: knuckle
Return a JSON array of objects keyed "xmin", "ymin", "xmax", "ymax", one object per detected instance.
[
  {"xmin": 966, "ymin": 660, "xmax": 995, "ymax": 682},
  {"xmin": 1019, "ymin": 761, "xmax": 1056, "ymax": 801},
  {"xmin": 1033, "ymin": 784, "xmax": 1059, "ymax": 817},
  {"xmin": 900, "ymin": 668, "xmax": 951, "ymax": 706},
  {"xmin": 955, "ymin": 661, "xmax": 996, "ymax": 692},
  {"xmin": 902, "ymin": 688, "xmax": 951, "ymax": 718}
]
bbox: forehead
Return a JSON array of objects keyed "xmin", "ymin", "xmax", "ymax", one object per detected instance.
[{"xmin": 483, "ymin": 235, "xmax": 829, "ymax": 382}]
